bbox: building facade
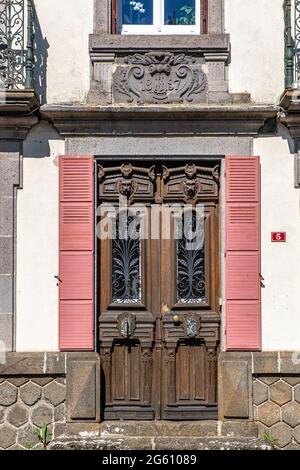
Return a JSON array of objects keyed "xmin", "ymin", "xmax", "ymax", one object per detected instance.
[{"xmin": 0, "ymin": 0, "xmax": 300, "ymax": 450}]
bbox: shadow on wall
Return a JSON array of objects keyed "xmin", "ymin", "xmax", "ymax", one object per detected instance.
[
  {"xmin": 23, "ymin": 122, "xmax": 63, "ymax": 158},
  {"xmin": 276, "ymin": 121, "xmax": 296, "ymax": 155},
  {"xmin": 33, "ymin": 9, "xmax": 49, "ymax": 104}
]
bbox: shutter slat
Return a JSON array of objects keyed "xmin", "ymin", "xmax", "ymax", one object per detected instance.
[
  {"xmin": 225, "ymin": 156, "xmax": 261, "ymax": 351},
  {"xmin": 226, "ymin": 301, "xmax": 260, "ymax": 350},
  {"xmin": 60, "ymin": 253, "xmax": 94, "ymax": 300},
  {"xmin": 226, "ymin": 253, "xmax": 260, "ymax": 300},
  {"xmin": 226, "ymin": 204, "xmax": 259, "ymax": 251},
  {"xmin": 59, "ymin": 301, "xmax": 94, "ymax": 350},
  {"xmin": 226, "ymin": 157, "xmax": 259, "ymax": 202},
  {"xmin": 59, "ymin": 156, "xmax": 94, "ymax": 351},
  {"xmin": 60, "ymin": 203, "xmax": 93, "ymax": 251}
]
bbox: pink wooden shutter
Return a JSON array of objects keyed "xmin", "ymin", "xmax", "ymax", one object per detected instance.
[
  {"xmin": 59, "ymin": 156, "xmax": 94, "ymax": 350},
  {"xmin": 225, "ymin": 156, "xmax": 261, "ymax": 350}
]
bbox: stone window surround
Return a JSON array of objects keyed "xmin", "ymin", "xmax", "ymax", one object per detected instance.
[
  {"xmin": 94, "ymin": 0, "xmax": 224, "ymax": 35},
  {"xmin": 89, "ymin": 1, "xmax": 228, "ymax": 105}
]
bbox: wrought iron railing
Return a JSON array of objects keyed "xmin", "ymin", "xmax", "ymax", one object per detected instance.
[
  {"xmin": 284, "ymin": 0, "xmax": 294, "ymax": 88},
  {"xmin": 0, "ymin": 0, "xmax": 34, "ymax": 90},
  {"xmin": 295, "ymin": 0, "xmax": 300, "ymax": 86}
]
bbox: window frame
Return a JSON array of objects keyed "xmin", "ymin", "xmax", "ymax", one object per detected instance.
[{"xmin": 112, "ymin": 0, "xmax": 206, "ymax": 35}]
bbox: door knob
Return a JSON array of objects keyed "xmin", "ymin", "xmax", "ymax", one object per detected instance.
[{"xmin": 172, "ymin": 315, "xmax": 180, "ymax": 324}]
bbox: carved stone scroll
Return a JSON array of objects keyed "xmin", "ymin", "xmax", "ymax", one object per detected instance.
[{"xmin": 113, "ymin": 52, "xmax": 207, "ymax": 104}]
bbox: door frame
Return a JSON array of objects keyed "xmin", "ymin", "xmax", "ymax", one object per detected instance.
[{"xmin": 94, "ymin": 155, "xmax": 224, "ymax": 420}]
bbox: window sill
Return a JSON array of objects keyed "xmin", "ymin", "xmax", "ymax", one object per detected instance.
[{"xmin": 89, "ymin": 33, "xmax": 230, "ymax": 53}]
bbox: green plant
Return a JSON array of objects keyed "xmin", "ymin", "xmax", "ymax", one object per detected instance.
[
  {"xmin": 263, "ymin": 432, "xmax": 279, "ymax": 449},
  {"xmin": 24, "ymin": 442, "xmax": 36, "ymax": 450},
  {"xmin": 176, "ymin": 5, "xmax": 195, "ymax": 25},
  {"xmin": 33, "ymin": 422, "xmax": 53, "ymax": 450}
]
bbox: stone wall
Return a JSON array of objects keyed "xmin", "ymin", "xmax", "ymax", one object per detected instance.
[
  {"xmin": 0, "ymin": 146, "xmax": 21, "ymax": 352},
  {"xmin": 0, "ymin": 376, "xmax": 66, "ymax": 450},
  {"xmin": 254, "ymin": 376, "xmax": 300, "ymax": 450},
  {"xmin": 0, "ymin": 352, "xmax": 100, "ymax": 450},
  {"xmin": 219, "ymin": 352, "xmax": 300, "ymax": 451}
]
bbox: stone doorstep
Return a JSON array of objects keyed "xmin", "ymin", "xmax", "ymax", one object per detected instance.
[
  {"xmin": 51, "ymin": 420, "xmax": 266, "ymax": 450},
  {"xmin": 62, "ymin": 420, "xmax": 258, "ymax": 440},
  {"xmin": 49, "ymin": 436, "xmax": 272, "ymax": 451}
]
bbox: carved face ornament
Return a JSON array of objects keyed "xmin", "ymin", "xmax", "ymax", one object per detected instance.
[
  {"xmin": 183, "ymin": 179, "xmax": 200, "ymax": 200},
  {"xmin": 118, "ymin": 179, "xmax": 137, "ymax": 198}
]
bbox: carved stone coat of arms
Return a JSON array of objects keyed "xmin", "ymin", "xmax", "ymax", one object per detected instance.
[{"xmin": 113, "ymin": 52, "xmax": 207, "ymax": 105}]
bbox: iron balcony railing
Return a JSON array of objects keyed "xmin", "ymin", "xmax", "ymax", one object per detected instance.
[
  {"xmin": 0, "ymin": 0, "xmax": 34, "ymax": 90},
  {"xmin": 284, "ymin": 0, "xmax": 300, "ymax": 88}
]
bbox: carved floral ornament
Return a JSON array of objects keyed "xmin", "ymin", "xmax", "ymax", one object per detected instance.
[
  {"xmin": 113, "ymin": 52, "xmax": 207, "ymax": 104},
  {"xmin": 98, "ymin": 163, "xmax": 219, "ymax": 202}
]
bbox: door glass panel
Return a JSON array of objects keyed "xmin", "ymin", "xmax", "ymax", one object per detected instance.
[
  {"xmin": 112, "ymin": 212, "xmax": 141, "ymax": 304},
  {"xmin": 164, "ymin": 0, "xmax": 196, "ymax": 25},
  {"xmin": 176, "ymin": 212, "xmax": 205, "ymax": 304},
  {"xmin": 121, "ymin": 0, "xmax": 153, "ymax": 25}
]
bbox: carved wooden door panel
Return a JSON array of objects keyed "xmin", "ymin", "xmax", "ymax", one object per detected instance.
[{"xmin": 98, "ymin": 161, "xmax": 220, "ymax": 420}]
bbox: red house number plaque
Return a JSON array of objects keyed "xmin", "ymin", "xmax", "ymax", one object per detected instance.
[{"xmin": 271, "ymin": 232, "xmax": 286, "ymax": 242}]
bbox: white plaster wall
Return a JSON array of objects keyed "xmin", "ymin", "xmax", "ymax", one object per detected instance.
[
  {"xmin": 16, "ymin": 129, "xmax": 300, "ymax": 352},
  {"xmin": 16, "ymin": 123, "xmax": 64, "ymax": 351},
  {"xmin": 33, "ymin": 0, "xmax": 93, "ymax": 104},
  {"xmin": 32, "ymin": 0, "xmax": 285, "ymax": 104},
  {"xmin": 254, "ymin": 135, "xmax": 300, "ymax": 350},
  {"xmin": 225, "ymin": 0, "xmax": 284, "ymax": 104}
]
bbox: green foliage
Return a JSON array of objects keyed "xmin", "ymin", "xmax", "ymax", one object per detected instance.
[
  {"xmin": 175, "ymin": 5, "xmax": 195, "ymax": 25},
  {"xmin": 263, "ymin": 432, "xmax": 279, "ymax": 449},
  {"xmin": 33, "ymin": 422, "xmax": 53, "ymax": 450}
]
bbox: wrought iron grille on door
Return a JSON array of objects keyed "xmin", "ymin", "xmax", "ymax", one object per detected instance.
[{"xmin": 98, "ymin": 161, "xmax": 220, "ymax": 420}]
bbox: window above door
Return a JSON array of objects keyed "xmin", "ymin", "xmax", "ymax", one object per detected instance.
[
  {"xmin": 91, "ymin": 1, "xmax": 229, "ymax": 106},
  {"xmin": 113, "ymin": 0, "xmax": 207, "ymax": 34}
]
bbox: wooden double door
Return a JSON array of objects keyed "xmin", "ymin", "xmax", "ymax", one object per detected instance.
[{"xmin": 98, "ymin": 160, "xmax": 220, "ymax": 420}]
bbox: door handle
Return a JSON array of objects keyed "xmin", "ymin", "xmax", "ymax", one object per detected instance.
[
  {"xmin": 162, "ymin": 304, "xmax": 180, "ymax": 324},
  {"xmin": 161, "ymin": 304, "xmax": 170, "ymax": 316}
]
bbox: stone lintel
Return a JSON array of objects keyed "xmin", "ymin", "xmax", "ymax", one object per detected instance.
[
  {"xmin": 41, "ymin": 104, "xmax": 277, "ymax": 137},
  {"xmin": 66, "ymin": 136, "xmax": 252, "ymax": 158},
  {"xmin": 90, "ymin": 33, "xmax": 230, "ymax": 54},
  {"xmin": 0, "ymin": 352, "xmax": 66, "ymax": 376},
  {"xmin": 220, "ymin": 351, "xmax": 300, "ymax": 376}
]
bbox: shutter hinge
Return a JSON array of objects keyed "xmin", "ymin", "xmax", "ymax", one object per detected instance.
[
  {"xmin": 54, "ymin": 275, "xmax": 62, "ymax": 286},
  {"xmin": 219, "ymin": 297, "xmax": 222, "ymax": 306}
]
